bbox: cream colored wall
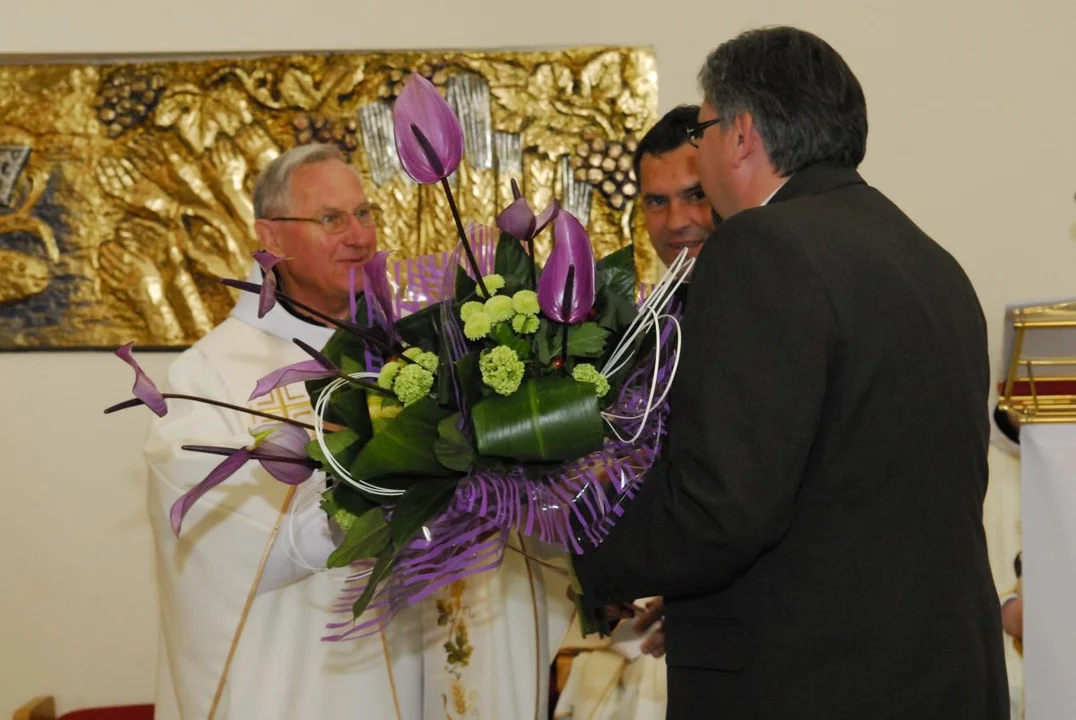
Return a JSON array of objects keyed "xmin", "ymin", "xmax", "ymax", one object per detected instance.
[{"xmin": 2, "ymin": 0, "xmax": 1073, "ymax": 713}]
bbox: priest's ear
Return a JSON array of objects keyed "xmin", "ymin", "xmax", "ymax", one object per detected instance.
[{"xmin": 255, "ymin": 218, "xmax": 285, "ymax": 257}]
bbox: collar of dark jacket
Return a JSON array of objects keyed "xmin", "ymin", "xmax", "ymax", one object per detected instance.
[{"xmin": 768, "ymin": 162, "xmax": 866, "ymax": 205}]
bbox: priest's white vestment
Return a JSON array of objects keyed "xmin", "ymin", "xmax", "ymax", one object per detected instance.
[{"xmin": 145, "ymin": 281, "xmax": 422, "ymax": 720}]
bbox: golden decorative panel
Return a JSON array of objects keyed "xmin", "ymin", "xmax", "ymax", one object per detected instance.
[{"xmin": 0, "ymin": 47, "xmax": 658, "ymax": 349}]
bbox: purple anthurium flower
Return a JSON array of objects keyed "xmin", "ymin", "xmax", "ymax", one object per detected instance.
[
  {"xmin": 393, "ymin": 74, "xmax": 464, "ymax": 184},
  {"xmin": 537, "ymin": 210, "xmax": 596, "ymax": 324},
  {"xmin": 170, "ymin": 423, "xmax": 316, "ymax": 535},
  {"xmin": 496, "ymin": 179, "xmax": 559, "ymax": 242},
  {"xmin": 254, "ymin": 250, "xmax": 283, "ymax": 318},
  {"xmin": 115, "ymin": 342, "xmax": 168, "ymax": 417},
  {"xmin": 249, "ymin": 354, "xmax": 338, "ymax": 401},
  {"xmin": 362, "ymin": 250, "xmax": 399, "ymax": 342}
]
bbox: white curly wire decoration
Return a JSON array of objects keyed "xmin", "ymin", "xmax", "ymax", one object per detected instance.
[
  {"xmin": 599, "ymin": 249, "xmax": 694, "ymax": 443},
  {"xmin": 313, "ymin": 370, "xmax": 406, "ymax": 498}
]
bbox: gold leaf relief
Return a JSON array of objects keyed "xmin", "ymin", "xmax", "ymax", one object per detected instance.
[{"xmin": 0, "ymin": 47, "xmax": 656, "ymax": 348}]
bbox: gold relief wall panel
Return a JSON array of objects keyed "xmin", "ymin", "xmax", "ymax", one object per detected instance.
[{"xmin": 0, "ymin": 48, "xmax": 658, "ymax": 349}]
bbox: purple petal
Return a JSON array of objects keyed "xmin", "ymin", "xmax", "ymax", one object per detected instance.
[
  {"xmin": 495, "ymin": 197, "xmax": 537, "ymax": 241},
  {"xmin": 249, "ymin": 359, "xmax": 337, "ymax": 401},
  {"xmin": 254, "ymin": 249, "xmax": 283, "ymax": 273},
  {"xmin": 537, "ymin": 211, "xmax": 596, "ymax": 323},
  {"xmin": 170, "ymin": 448, "xmax": 252, "ymax": 535},
  {"xmin": 258, "ymin": 266, "xmax": 277, "ymax": 318},
  {"xmin": 534, "ymin": 200, "xmax": 559, "ymax": 235},
  {"xmin": 115, "ymin": 342, "xmax": 167, "ymax": 417},
  {"xmin": 361, "ymin": 251, "xmax": 398, "ymax": 339},
  {"xmin": 393, "ymin": 74, "xmax": 464, "ymax": 184},
  {"xmin": 257, "ymin": 424, "xmax": 315, "ymax": 484}
]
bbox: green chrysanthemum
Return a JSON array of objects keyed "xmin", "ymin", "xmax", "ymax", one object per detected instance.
[
  {"xmin": 484, "ymin": 295, "xmax": 515, "ymax": 323},
  {"xmin": 377, "ymin": 360, "xmax": 401, "ymax": 389},
  {"xmin": 403, "ymin": 346, "xmax": 439, "ymax": 373},
  {"xmin": 480, "ymin": 345, "xmax": 525, "ymax": 396},
  {"xmin": 511, "ymin": 290, "xmax": 540, "ymax": 316},
  {"xmin": 460, "ymin": 301, "xmax": 485, "ymax": 323},
  {"xmin": 333, "ymin": 507, "xmax": 359, "ymax": 531},
  {"xmin": 393, "ymin": 363, "xmax": 435, "ymax": 406},
  {"xmin": 511, "ymin": 314, "xmax": 540, "ymax": 334},
  {"xmin": 572, "ymin": 363, "xmax": 610, "ymax": 398},
  {"xmin": 464, "ymin": 311, "xmax": 492, "ymax": 341},
  {"xmin": 477, "ymin": 273, "xmax": 505, "ymax": 297}
]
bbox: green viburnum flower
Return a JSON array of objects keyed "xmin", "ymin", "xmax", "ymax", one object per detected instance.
[
  {"xmin": 377, "ymin": 360, "xmax": 401, "ymax": 389},
  {"xmin": 511, "ymin": 290, "xmax": 540, "ymax": 316},
  {"xmin": 464, "ymin": 311, "xmax": 492, "ymax": 341},
  {"xmin": 484, "ymin": 295, "xmax": 515, "ymax": 323},
  {"xmin": 333, "ymin": 507, "xmax": 359, "ymax": 531},
  {"xmin": 403, "ymin": 347, "xmax": 439, "ymax": 373},
  {"xmin": 477, "ymin": 273, "xmax": 505, "ymax": 297},
  {"xmin": 572, "ymin": 363, "xmax": 610, "ymax": 397},
  {"xmin": 393, "ymin": 363, "xmax": 435, "ymax": 406},
  {"xmin": 460, "ymin": 300, "xmax": 485, "ymax": 323},
  {"xmin": 511, "ymin": 314, "xmax": 540, "ymax": 334},
  {"xmin": 479, "ymin": 345, "xmax": 525, "ymax": 396}
]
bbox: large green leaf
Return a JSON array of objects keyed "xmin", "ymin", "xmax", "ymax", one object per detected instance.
[
  {"xmin": 390, "ymin": 477, "xmax": 460, "ymax": 549},
  {"xmin": 326, "ymin": 506, "xmax": 390, "ymax": 568},
  {"xmin": 433, "ymin": 413, "xmax": 476, "ymax": 472},
  {"xmin": 323, "ymin": 482, "xmax": 379, "ymax": 518},
  {"xmin": 306, "ymin": 428, "xmax": 362, "ymax": 468},
  {"xmin": 471, "ymin": 376, "xmax": 604, "ymax": 461},
  {"xmin": 537, "ymin": 321, "xmax": 610, "ymax": 362},
  {"xmin": 395, "ymin": 302, "xmax": 442, "ymax": 352},
  {"xmin": 349, "ymin": 396, "xmax": 454, "ymax": 485},
  {"xmin": 494, "ymin": 231, "xmax": 535, "ymax": 292},
  {"xmin": 595, "ymin": 243, "xmax": 636, "ymax": 299},
  {"xmin": 352, "ymin": 548, "xmax": 395, "ymax": 618},
  {"xmin": 454, "ymin": 265, "xmax": 477, "ymax": 303}
]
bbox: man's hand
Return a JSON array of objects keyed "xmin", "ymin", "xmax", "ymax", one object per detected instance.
[
  {"xmin": 634, "ymin": 597, "xmax": 667, "ymax": 658},
  {"xmin": 1001, "ymin": 596, "xmax": 1023, "ymax": 641}
]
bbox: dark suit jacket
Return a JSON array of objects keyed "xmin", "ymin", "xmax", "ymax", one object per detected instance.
[{"xmin": 575, "ymin": 163, "xmax": 1009, "ymax": 719}]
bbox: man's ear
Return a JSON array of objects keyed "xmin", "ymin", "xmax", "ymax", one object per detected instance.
[
  {"xmin": 254, "ymin": 219, "xmax": 283, "ymax": 256},
  {"xmin": 730, "ymin": 112, "xmax": 761, "ymax": 168}
]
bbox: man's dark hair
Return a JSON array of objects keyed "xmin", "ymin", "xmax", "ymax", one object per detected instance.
[
  {"xmin": 698, "ymin": 26, "xmax": 867, "ymax": 175},
  {"xmin": 632, "ymin": 104, "xmax": 700, "ymax": 184}
]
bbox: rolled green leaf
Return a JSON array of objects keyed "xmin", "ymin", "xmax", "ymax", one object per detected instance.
[{"xmin": 471, "ymin": 377, "xmax": 604, "ymax": 461}]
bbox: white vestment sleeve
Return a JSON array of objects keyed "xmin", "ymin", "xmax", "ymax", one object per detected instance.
[{"xmin": 256, "ymin": 479, "xmax": 340, "ymax": 595}]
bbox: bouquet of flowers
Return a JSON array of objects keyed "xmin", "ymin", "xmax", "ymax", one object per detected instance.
[{"xmin": 107, "ymin": 74, "xmax": 691, "ymax": 640}]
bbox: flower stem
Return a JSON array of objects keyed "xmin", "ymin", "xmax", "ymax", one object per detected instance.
[
  {"xmin": 221, "ymin": 279, "xmax": 401, "ymax": 357},
  {"xmin": 182, "ymin": 445, "xmax": 319, "ymax": 466},
  {"xmin": 104, "ymin": 393, "xmax": 316, "ymax": 431},
  {"xmin": 439, "ymin": 176, "xmax": 491, "ymax": 299},
  {"xmin": 526, "ymin": 237, "xmax": 538, "ymax": 290}
]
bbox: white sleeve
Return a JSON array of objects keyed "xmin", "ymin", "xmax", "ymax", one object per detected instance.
[{"xmin": 256, "ymin": 477, "xmax": 340, "ymax": 595}]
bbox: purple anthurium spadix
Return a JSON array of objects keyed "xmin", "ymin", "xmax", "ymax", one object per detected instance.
[
  {"xmin": 537, "ymin": 210, "xmax": 596, "ymax": 324},
  {"xmin": 170, "ymin": 423, "xmax": 316, "ymax": 535},
  {"xmin": 253, "ymin": 249, "xmax": 283, "ymax": 318},
  {"xmin": 393, "ymin": 74, "xmax": 464, "ymax": 185},
  {"xmin": 114, "ymin": 343, "xmax": 168, "ymax": 417}
]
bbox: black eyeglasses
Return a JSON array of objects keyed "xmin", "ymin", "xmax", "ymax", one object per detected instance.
[
  {"xmin": 686, "ymin": 118, "xmax": 722, "ymax": 147},
  {"xmin": 268, "ymin": 204, "xmax": 381, "ymax": 234}
]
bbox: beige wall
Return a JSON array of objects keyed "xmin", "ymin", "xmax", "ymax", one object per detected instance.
[{"xmin": 2, "ymin": 0, "xmax": 1073, "ymax": 713}]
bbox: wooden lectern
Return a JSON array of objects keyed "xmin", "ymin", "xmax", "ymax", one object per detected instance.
[{"xmin": 997, "ymin": 300, "xmax": 1076, "ymax": 719}]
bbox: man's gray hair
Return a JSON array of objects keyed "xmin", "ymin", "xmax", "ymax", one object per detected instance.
[{"xmin": 252, "ymin": 143, "xmax": 346, "ymax": 219}]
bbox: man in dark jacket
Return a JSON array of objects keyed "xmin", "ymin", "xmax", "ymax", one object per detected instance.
[{"xmin": 574, "ymin": 26, "xmax": 1009, "ymax": 719}]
